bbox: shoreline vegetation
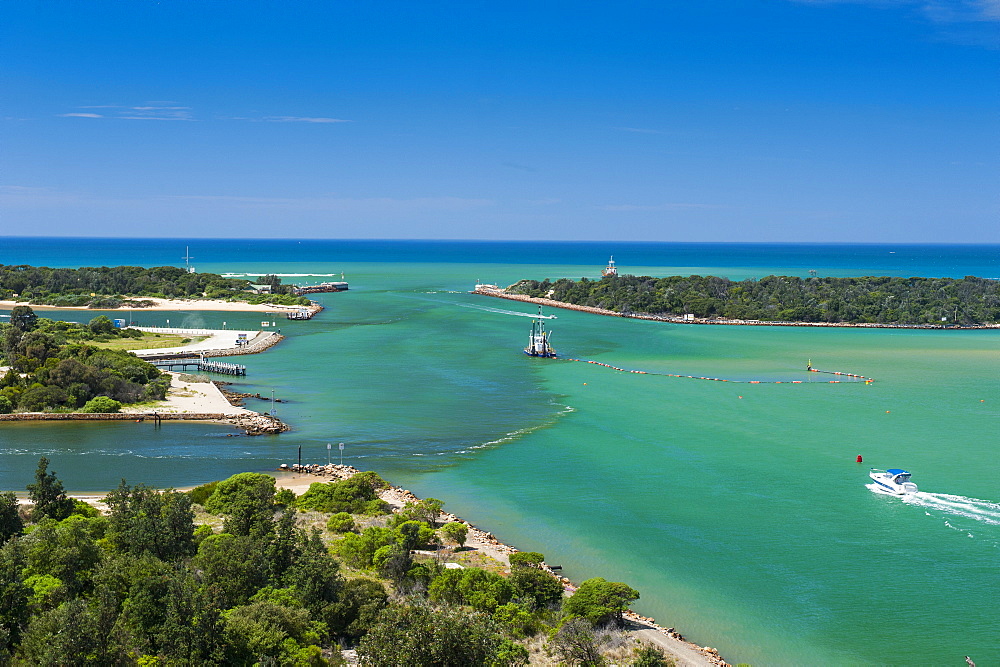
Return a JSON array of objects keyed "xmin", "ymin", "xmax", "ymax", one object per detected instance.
[
  {"xmin": 11, "ymin": 460, "xmax": 726, "ymax": 666},
  {"xmin": 0, "ymin": 306, "xmax": 290, "ymax": 434},
  {"xmin": 483, "ymin": 273, "xmax": 1000, "ymax": 329},
  {"xmin": 271, "ymin": 464, "xmax": 728, "ymax": 666},
  {"xmin": 0, "ymin": 264, "xmax": 312, "ymax": 309}
]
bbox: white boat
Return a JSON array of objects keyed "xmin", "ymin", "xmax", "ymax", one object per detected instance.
[{"xmin": 869, "ymin": 468, "xmax": 918, "ymax": 495}]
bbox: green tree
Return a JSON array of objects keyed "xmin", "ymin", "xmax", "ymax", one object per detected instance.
[
  {"xmin": 326, "ymin": 512, "xmax": 356, "ymax": 533},
  {"xmin": 357, "ymin": 603, "xmax": 508, "ymax": 666},
  {"xmin": 325, "ymin": 577, "xmax": 388, "ymax": 640},
  {"xmin": 0, "ymin": 493, "xmax": 23, "ymax": 545},
  {"xmin": 549, "ymin": 616, "xmax": 606, "ymax": 666},
  {"xmin": 8, "ymin": 305, "xmax": 37, "ymax": 332},
  {"xmin": 563, "ymin": 577, "xmax": 640, "ymax": 626},
  {"xmin": 204, "ymin": 472, "xmax": 276, "ymax": 539},
  {"xmin": 222, "ymin": 600, "xmax": 325, "ymax": 665},
  {"xmin": 88, "ymin": 315, "xmax": 116, "ymax": 335},
  {"xmin": 388, "ymin": 497, "xmax": 444, "ymax": 528},
  {"xmin": 631, "ymin": 644, "xmax": 673, "ymax": 666},
  {"xmin": 0, "ymin": 539, "xmax": 30, "ymax": 653},
  {"xmin": 336, "ymin": 526, "xmax": 398, "ymax": 570},
  {"xmin": 16, "ymin": 598, "xmax": 104, "ymax": 664},
  {"xmin": 281, "ymin": 529, "xmax": 343, "ymax": 619},
  {"xmin": 193, "ymin": 533, "xmax": 270, "ymax": 608},
  {"xmin": 508, "ymin": 551, "xmax": 544, "ymax": 569},
  {"xmin": 103, "ymin": 482, "xmax": 195, "ymax": 561},
  {"xmin": 429, "ymin": 567, "xmax": 514, "ymax": 614},
  {"xmin": 509, "ymin": 566, "xmax": 563, "ymax": 609},
  {"xmin": 372, "ymin": 543, "xmax": 413, "ymax": 585},
  {"xmin": 81, "ymin": 396, "xmax": 122, "ymax": 413},
  {"xmin": 295, "ymin": 472, "xmax": 388, "ymax": 514},
  {"xmin": 441, "ymin": 521, "xmax": 468, "ymax": 548},
  {"xmin": 22, "ymin": 516, "xmax": 104, "ymax": 599},
  {"xmin": 274, "ymin": 487, "xmax": 296, "ymax": 506},
  {"xmin": 187, "ymin": 480, "xmax": 218, "ymax": 505},
  {"xmin": 154, "ymin": 568, "xmax": 227, "ymax": 664},
  {"xmin": 395, "ymin": 520, "xmax": 436, "ymax": 551},
  {"xmin": 17, "ymin": 385, "xmax": 68, "ymax": 412},
  {"xmin": 492, "ymin": 602, "xmax": 538, "ymax": 640},
  {"xmin": 25, "ymin": 457, "xmax": 75, "ymax": 522},
  {"xmin": 265, "ymin": 508, "xmax": 299, "ymax": 581}
]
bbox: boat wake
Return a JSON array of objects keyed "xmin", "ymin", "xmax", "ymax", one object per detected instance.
[
  {"xmin": 455, "ymin": 302, "xmax": 558, "ymax": 319},
  {"xmin": 901, "ymin": 492, "xmax": 1000, "ymax": 526}
]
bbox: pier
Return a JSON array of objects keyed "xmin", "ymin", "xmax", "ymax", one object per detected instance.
[
  {"xmin": 293, "ymin": 282, "xmax": 348, "ymax": 295},
  {"xmin": 146, "ymin": 354, "xmax": 246, "ymax": 376}
]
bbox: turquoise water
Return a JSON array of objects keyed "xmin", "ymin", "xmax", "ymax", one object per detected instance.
[{"xmin": 1, "ymin": 240, "xmax": 998, "ymax": 664}]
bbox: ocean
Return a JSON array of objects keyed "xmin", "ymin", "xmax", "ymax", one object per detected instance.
[{"xmin": 1, "ymin": 238, "xmax": 998, "ymax": 665}]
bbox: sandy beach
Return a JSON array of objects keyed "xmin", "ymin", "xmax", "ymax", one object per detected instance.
[
  {"xmin": 0, "ymin": 297, "xmax": 307, "ymax": 313},
  {"xmin": 120, "ymin": 372, "xmax": 252, "ymax": 416}
]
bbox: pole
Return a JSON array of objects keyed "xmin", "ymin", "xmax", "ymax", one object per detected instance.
[
  {"xmin": 297, "ymin": 445, "xmax": 301, "ymax": 470},
  {"xmin": 271, "ymin": 389, "xmax": 275, "ymax": 416},
  {"xmin": 327, "ymin": 442, "xmax": 331, "ymax": 466},
  {"xmin": 339, "ymin": 442, "xmax": 344, "ymax": 466}
]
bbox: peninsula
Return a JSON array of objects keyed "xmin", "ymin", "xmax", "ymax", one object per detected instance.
[
  {"xmin": 481, "ymin": 273, "xmax": 1000, "ymax": 328},
  {"xmin": 0, "ymin": 306, "xmax": 287, "ymax": 434},
  {"xmin": 0, "ymin": 264, "xmax": 316, "ymax": 309}
]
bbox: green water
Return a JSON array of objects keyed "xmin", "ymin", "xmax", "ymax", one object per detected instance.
[{"xmin": 2, "ymin": 257, "xmax": 998, "ymax": 665}]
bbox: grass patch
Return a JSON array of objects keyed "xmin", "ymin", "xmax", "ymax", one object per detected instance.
[
  {"xmin": 177, "ymin": 373, "xmax": 211, "ymax": 383},
  {"xmin": 88, "ymin": 332, "xmax": 208, "ymax": 351}
]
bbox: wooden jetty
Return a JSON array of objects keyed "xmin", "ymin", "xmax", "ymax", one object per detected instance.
[
  {"xmin": 293, "ymin": 281, "xmax": 348, "ymax": 295},
  {"xmin": 147, "ymin": 354, "xmax": 247, "ymax": 376}
]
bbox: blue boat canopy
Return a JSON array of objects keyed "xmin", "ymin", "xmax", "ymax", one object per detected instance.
[{"xmin": 886, "ymin": 468, "xmax": 909, "ymax": 475}]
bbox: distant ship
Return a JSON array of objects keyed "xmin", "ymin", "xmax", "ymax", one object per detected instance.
[
  {"xmin": 602, "ymin": 255, "xmax": 618, "ymax": 277},
  {"xmin": 524, "ymin": 307, "xmax": 556, "ymax": 358}
]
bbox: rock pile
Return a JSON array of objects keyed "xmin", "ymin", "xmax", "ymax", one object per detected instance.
[{"xmin": 228, "ymin": 413, "xmax": 289, "ymax": 435}]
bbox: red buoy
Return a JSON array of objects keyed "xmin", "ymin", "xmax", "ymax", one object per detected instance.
[{"xmin": 856, "ymin": 455, "xmax": 863, "ymax": 463}]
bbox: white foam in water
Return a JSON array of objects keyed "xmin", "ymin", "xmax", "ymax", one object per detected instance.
[
  {"xmin": 452, "ymin": 302, "xmax": 558, "ymax": 318},
  {"xmin": 901, "ymin": 492, "xmax": 1000, "ymax": 526}
]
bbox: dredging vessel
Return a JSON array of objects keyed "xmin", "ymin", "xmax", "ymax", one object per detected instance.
[{"xmin": 524, "ymin": 307, "xmax": 556, "ymax": 358}]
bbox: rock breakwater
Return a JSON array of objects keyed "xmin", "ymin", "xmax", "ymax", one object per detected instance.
[{"xmin": 0, "ymin": 411, "xmax": 289, "ymax": 436}]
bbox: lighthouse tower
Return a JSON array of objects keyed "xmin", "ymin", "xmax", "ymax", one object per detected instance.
[{"xmin": 602, "ymin": 255, "xmax": 618, "ymax": 278}]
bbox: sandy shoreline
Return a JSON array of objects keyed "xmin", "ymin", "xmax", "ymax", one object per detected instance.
[
  {"xmin": 0, "ymin": 297, "xmax": 309, "ymax": 313},
  {"xmin": 44, "ymin": 466, "xmax": 727, "ymax": 665},
  {"xmin": 271, "ymin": 464, "xmax": 728, "ymax": 666},
  {"xmin": 121, "ymin": 372, "xmax": 252, "ymax": 416}
]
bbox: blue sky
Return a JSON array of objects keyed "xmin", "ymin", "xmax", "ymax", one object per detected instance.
[{"xmin": 2, "ymin": 1, "xmax": 997, "ymax": 242}]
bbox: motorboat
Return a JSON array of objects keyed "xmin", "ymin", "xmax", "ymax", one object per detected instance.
[{"xmin": 869, "ymin": 468, "xmax": 918, "ymax": 495}]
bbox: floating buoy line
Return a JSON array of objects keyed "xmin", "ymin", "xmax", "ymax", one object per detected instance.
[{"xmin": 562, "ymin": 357, "xmax": 874, "ymax": 385}]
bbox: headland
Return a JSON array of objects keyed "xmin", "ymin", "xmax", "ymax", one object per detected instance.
[{"xmin": 473, "ymin": 284, "xmax": 1000, "ymax": 330}]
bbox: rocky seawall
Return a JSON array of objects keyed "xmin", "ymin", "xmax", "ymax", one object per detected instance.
[{"xmin": 0, "ymin": 411, "xmax": 289, "ymax": 436}]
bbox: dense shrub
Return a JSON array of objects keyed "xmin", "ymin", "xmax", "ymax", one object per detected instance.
[
  {"xmin": 295, "ymin": 472, "xmax": 388, "ymax": 514},
  {"xmin": 81, "ymin": 396, "xmax": 121, "ymax": 413}
]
